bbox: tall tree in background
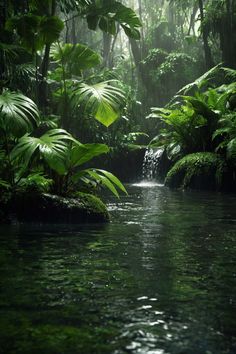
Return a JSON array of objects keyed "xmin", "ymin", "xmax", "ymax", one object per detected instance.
[{"xmin": 198, "ymin": 0, "xmax": 214, "ymax": 69}]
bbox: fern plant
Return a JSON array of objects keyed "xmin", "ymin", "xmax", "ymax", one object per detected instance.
[
  {"xmin": 213, "ymin": 113, "xmax": 236, "ymax": 163},
  {"xmin": 165, "ymin": 152, "xmax": 226, "ymax": 190}
]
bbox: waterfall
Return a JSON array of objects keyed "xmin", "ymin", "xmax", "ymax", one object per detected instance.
[{"xmin": 142, "ymin": 147, "xmax": 164, "ymax": 180}]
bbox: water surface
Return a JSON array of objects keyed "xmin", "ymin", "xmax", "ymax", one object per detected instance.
[{"xmin": 0, "ymin": 184, "xmax": 236, "ymax": 353}]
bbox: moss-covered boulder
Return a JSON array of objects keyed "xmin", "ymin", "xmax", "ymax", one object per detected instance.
[
  {"xmin": 165, "ymin": 152, "xmax": 226, "ymax": 190},
  {"xmin": 11, "ymin": 192, "xmax": 109, "ymax": 223}
]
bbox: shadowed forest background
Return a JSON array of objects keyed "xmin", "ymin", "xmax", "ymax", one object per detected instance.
[{"xmin": 0, "ymin": 0, "xmax": 236, "ymax": 200}]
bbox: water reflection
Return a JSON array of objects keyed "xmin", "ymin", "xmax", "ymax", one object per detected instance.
[{"xmin": 0, "ymin": 185, "xmax": 236, "ymax": 353}]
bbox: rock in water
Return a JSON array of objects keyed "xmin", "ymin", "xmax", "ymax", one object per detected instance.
[{"xmin": 12, "ymin": 192, "xmax": 109, "ymax": 223}]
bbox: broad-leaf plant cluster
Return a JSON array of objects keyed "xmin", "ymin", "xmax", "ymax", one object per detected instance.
[{"xmin": 0, "ymin": 0, "xmax": 142, "ymax": 201}]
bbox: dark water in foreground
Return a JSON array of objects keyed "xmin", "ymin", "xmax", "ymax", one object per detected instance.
[{"xmin": 1, "ymin": 183, "xmax": 236, "ymax": 354}]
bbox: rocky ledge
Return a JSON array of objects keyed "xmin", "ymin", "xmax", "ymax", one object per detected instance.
[{"xmin": 3, "ymin": 192, "xmax": 109, "ymax": 224}]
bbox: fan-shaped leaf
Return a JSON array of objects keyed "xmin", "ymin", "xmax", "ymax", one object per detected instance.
[
  {"xmin": 70, "ymin": 143, "xmax": 109, "ymax": 167},
  {"xmin": 39, "ymin": 16, "xmax": 64, "ymax": 45},
  {"xmin": 0, "ymin": 90, "xmax": 39, "ymax": 137},
  {"xmin": 11, "ymin": 129, "xmax": 75, "ymax": 173},
  {"xmin": 6, "ymin": 14, "xmax": 63, "ymax": 52},
  {"xmin": 73, "ymin": 80, "xmax": 125, "ymax": 127},
  {"xmin": 51, "ymin": 42, "xmax": 101, "ymax": 75}
]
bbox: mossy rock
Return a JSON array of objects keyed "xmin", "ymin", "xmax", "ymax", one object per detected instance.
[
  {"xmin": 11, "ymin": 192, "xmax": 109, "ymax": 224},
  {"xmin": 165, "ymin": 152, "xmax": 226, "ymax": 191}
]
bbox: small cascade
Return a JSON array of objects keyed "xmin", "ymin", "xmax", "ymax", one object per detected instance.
[{"xmin": 142, "ymin": 147, "xmax": 164, "ymax": 180}]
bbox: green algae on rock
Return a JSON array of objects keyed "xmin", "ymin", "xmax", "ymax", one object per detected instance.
[{"xmin": 12, "ymin": 192, "xmax": 109, "ymax": 224}]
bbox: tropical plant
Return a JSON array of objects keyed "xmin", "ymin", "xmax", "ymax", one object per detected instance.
[
  {"xmin": 165, "ymin": 152, "xmax": 226, "ymax": 190},
  {"xmin": 213, "ymin": 113, "xmax": 236, "ymax": 163},
  {"xmin": 50, "ymin": 42, "xmax": 126, "ymax": 130},
  {"xmin": 86, "ymin": 0, "xmax": 142, "ymax": 39},
  {"xmin": 6, "ymin": 14, "xmax": 64, "ymax": 54},
  {"xmin": 72, "ymin": 80, "xmax": 126, "ymax": 127},
  {"xmin": 0, "ymin": 90, "xmax": 39, "ymax": 137},
  {"xmin": 11, "ymin": 130, "xmax": 127, "ymax": 197},
  {"xmin": 147, "ymin": 91, "xmax": 220, "ymax": 156}
]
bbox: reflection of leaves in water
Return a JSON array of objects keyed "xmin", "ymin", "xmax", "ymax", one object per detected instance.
[
  {"xmin": 1, "ymin": 187, "xmax": 236, "ymax": 353},
  {"xmin": 87, "ymin": 240, "xmax": 116, "ymax": 251}
]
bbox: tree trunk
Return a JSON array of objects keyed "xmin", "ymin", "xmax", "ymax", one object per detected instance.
[
  {"xmin": 188, "ymin": 2, "xmax": 198, "ymax": 35},
  {"xmin": 102, "ymin": 32, "xmax": 112, "ymax": 67},
  {"xmin": 220, "ymin": 0, "xmax": 236, "ymax": 68},
  {"xmin": 198, "ymin": 0, "xmax": 214, "ymax": 69},
  {"xmin": 0, "ymin": 0, "xmax": 7, "ymax": 89},
  {"xmin": 39, "ymin": 0, "xmax": 57, "ymax": 111}
]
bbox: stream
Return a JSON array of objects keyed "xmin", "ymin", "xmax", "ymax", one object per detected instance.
[{"xmin": 0, "ymin": 183, "xmax": 236, "ymax": 353}]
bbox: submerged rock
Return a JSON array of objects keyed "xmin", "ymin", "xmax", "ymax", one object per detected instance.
[{"xmin": 11, "ymin": 192, "xmax": 109, "ymax": 224}]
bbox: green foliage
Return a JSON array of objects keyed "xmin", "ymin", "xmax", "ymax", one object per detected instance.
[
  {"xmin": 148, "ymin": 91, "xmax": 220, "ymax": 155},
  {"xmin": 58, "ymin": 0, "xmax": 91, "ymax": 13},
  {"xmin": 213, "ymin": 113, "xmax": 236, "ymax": 162},
  {"xmin": 156, "ymin": 52, "xmax": 196, "ymax": 79},
  {"xmin": 0, "ymin": 0, "xmax": 137, "ymax": 203},
  {"xmin": 141, "ymin": 48, "xmax": 168, "ymax": 68},
  {"xmin": 141, "ymin": 50, "xmax": 199, "ymax": 106},
  {"xmin": 11, "ymin": 129, "xmax": 76, "ymax": 173},
  {"xmin": 177, "ymin": 64, "xmax": 223, "ymax": 95},
  {"xmin": 73, "ymin": 80, "xmax": 125, "ymax": 127},
  {"xmin": 75, "ymin": 168, "xmax": 127, "ymax": 198},
  {"xmin": 86, "ymin": 0, "xmax": 142, "ymax": 39},
  {"xmin": 51, "ymin": 42, "xmax": 101, "ymax": 76},
  {"xmin": 0, "ymin": 90, "xmax": 39, "ymax": 136},
  {"xmin": 10, "ymin": 126, "xmax": 127, "ymax": 197},
  {"xmin": 18, "ymin": 172, "xmax": 53, "ymax": 193},
  {"xmin": 147, "ymin": 70, "xmax": 236, "ymax": 190},
  {"xmin": 66, "ymin": 143, "xmax": 109, "ymax": 168},
  {"xmin": 6, "ymin": 14, "xmax": 64, "ymax": 52},
  {"xmin": 165, "ymin": 152, "xmax": 226, "ymax": 189},
  {"xmin": 49, "ymin": 42, "xmax": 126, "ymax": 129}
]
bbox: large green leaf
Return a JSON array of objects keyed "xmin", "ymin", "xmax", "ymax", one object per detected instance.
[
  {"xmin": 39, "ymin": 16, "xmax": 64, "ymax": 45},
  {"xmin": 95, "ymin": 169, "xmax": 127, "ymax": 194},
  {"xmin": 0, "ymin": 90, "xmax": 39, "ymax": 137},
  {"xmin": 11, "ymin": 129, "xmax": 75, "ymax": 173},
  {"xmin": 113, "ymin": 3, "xmax": 142, "ymax": 39},
  {"xmin": 70, "ymin": 143, "xmax": 109, "ymax": 167},
  {"xmin": 73, "ymin": 80, "xmax": 125, "ymax": 127},
  {"xmin": 51, "ymin": 42, "xmax": 101, "ymax": 75},
  {"xmin": 73, "ymin": 168, "xmax": 127, "ymax": 197},
  {"xmin": 86, "ymin": 1, "xmax": 141, "ymax": 39},
  {"xmin": 6, "ymin": 14, "xmax": 64, "ymax": 52}
]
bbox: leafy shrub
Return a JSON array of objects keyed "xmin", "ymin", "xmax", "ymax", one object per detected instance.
[{"xmin": 165, "ymin": 152, "xmax": 226, "ymax": 190}]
